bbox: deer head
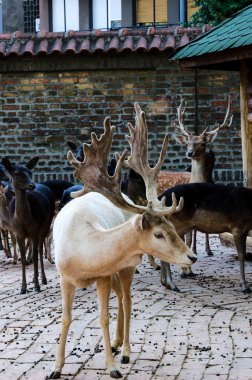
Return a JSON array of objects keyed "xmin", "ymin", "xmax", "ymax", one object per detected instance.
[
  {"xmin": 173, "ymin": 95, "xmax": 233, "ymax": 160},
  {"xmin": 67, "ymin": 103, "xmax": 184, "ymax": 217}
]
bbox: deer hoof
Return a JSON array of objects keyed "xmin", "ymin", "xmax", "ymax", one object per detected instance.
[
  {"xmin": 20, "ymin": 288, "xmax": 27, "ymax": 294},
  {"xmin": 207, "ymin": 252, "xmax": 214, "ymax": 256},
  {"xmin": 121, "ymin": 355, "xmax": 129, "ymax": 364},
  {"xmin": 161, "ymin": 280, "xmax": 180, "ymax": 292},
  {"xmin": 34, "ymin": 286, "xmax": 41, "ymax": 292},
  {"xmin": 242, "ymin": 287, "xmax": 251, "ymax": 294},
  {"xmin": 172, "ymin": 286, "xmax": 180, "ymax": 292},
  {"xmin": 46, "ymin": 371, "xmax": 61, "ymax": 379},
  {"xmin": 187, "ymin": 272, "xmax": 197, "ymax": 278},
  {"xmin": 180, "ymin": 272, "xmax": 187, "ymax": 278},
  {"xmin": 110, "ymin": 370, "xmax": 122, "ymax": 378},
  {"xmin": 42, "ymin": 278, "xmax": 47, "ymax": 285}
]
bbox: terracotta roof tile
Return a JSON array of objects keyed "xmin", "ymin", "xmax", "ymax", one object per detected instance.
[
  {"xmin": 37, "ymin": 39, "xmax": 48, "ymax": 55},
  {"xmin": 0, "ymin": 27, "xmax": 206, "ymax": 58},
  {"xmin": 64, "ymin": 38, "xmax": 77, "ymax": 54},
  {"xmin": 79, "ymin": 38, "xmax": 90, "ymax": 53}
]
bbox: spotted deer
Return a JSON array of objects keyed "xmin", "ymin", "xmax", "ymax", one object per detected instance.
[
  {"xmin": 47, "ymin": 104, "xmax": 196, "ymax": 379},
  {"xmin": 173, "ymin": 95, "xmax": 233, "ymax": 256}
]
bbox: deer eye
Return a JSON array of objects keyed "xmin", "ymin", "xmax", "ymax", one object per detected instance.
[{"xmin": 154, "ymin": 232, "xmax": 165, "ymax": 239}]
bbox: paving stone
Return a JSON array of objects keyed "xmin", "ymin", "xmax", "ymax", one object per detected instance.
[{"xmin": 0, "ymin": 233, "xmax": 251, "ymax": 379}]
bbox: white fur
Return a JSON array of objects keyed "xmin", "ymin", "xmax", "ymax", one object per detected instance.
[{"xmin": 50, "ymin": 191, "xmax": 196, "ymax": 379}]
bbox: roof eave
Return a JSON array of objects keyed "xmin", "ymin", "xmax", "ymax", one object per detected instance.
[{"xmin": 176, "ymin": 45, "xmax": 252, "ymax": 71}]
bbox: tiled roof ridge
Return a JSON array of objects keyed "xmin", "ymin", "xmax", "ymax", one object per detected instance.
[
  {"xmin": 0, "ymin": 26, "xmax": 211, "ymax": 58},
  {"xmin": 0, "ymin": 25, "xmax": 209, "ymax": 41}
]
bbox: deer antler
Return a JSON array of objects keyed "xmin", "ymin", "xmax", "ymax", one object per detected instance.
[
  {"xmin": 207, "ymin": 94, "xmax": 233, "ymax": 136},
  {"xmin": 67, "ymin": 108, "xmax": 184, "ymax": 217},
  {"xmin": 121, "ymin": 102, "xmax": 184, "ymax": 215},
  {"xmin": 67, "ymin": 117, "xmax": 145, "ymax": 214},
  {"xmin": 174, "ymin": 99, "xmax": 192, "ymax": 138}
]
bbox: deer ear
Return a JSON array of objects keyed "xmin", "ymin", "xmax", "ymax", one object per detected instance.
[
  {"xmin": 1, "ymin": 157, "xmax": 14, "ymax": 173},
  {"xmin": 206, "ymin": 131, "xmax": 218, "ymax": 143},
  {"xmin": 173, "ymin": 133, "xmax": 188, "ymax": 145},
  {"xmin": 67, "ymin": 141, "xmax": 77, "ymax": 151},
  {"xmin": 133, "ymin": 213, "xmax": 153, "ymax": 231},
  {"xmin": 133, "ymin": 214, "xmax": 145, "ymax": 231},
  {"xmin": 26, "ymin": 156, "xmax": 40, "ymax": 170}
]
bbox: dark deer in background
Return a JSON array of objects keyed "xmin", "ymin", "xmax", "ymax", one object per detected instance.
[
  {"xmin": 0, "ymin": 163, "xmax": 14, "ymax": 257},
  {"xmin": 173, "ymin": 95, "xmax": 233, "ymax": 256},
  {"xmin": 2, "ymin": 157, "xmax": 55, "ymax": 294},
  {"xmin": 161, "ymin": 181, "xmax": 252, "ymax": 294},
  {"xmin": 0, "ymin": 184, "xmax": 18, "ymax": 263}
]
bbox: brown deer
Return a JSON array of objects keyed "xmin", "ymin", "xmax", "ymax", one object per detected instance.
[
  {"xmin": 0, "ymin": 185, "xmax": 18, "ymax": 263},
  {"xmin": 173, "ymin": 95, "xmax": 233, "ymax": 256},
  {"xmin": 2, "ymin": 157, "xmax": 55, "ymax": 294},
  {"xmin": 47, "ymin": 104, "xmax": 197, "ymax": 379}
]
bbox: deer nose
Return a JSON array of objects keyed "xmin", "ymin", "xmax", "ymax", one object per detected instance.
[
  {"xmin": 187, "ymin": 151, "xmax": 193, "ymax": 158},
  {"xmin": 188, "ymin": 255, "xmax": 197, "ymax": 263},
  {"xmin": 28, "ymin": 183, "xmax": 36, "ymax": 190}
]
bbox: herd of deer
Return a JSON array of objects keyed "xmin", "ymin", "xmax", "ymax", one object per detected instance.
[{"xmin": 1, "ymin": 96, "xmax": 251, "ymax": 379}]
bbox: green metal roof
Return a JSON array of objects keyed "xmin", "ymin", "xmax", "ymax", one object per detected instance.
[{"xmin": 172, "ymin": 5, "xmax": 252, "ymax": 60}]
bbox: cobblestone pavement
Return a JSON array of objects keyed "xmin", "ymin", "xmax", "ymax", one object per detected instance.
[{"xmin": 0, "ymin": 233, "xmax": 252, "ymax": 380}]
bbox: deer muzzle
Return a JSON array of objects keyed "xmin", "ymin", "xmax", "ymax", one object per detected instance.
[{"xmin": 188, "ymin": 254, "xmax": 197, "ymax": 263}]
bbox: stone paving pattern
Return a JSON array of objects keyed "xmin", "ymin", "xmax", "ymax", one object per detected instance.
[{"xmin": 0, "ymin": 233, "xmax": 251, "ymax": 380}]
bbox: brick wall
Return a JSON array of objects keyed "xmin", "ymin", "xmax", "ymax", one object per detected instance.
[{"xmin": 0, "ymin": 54, "xmax": 241, "ymax": 185}]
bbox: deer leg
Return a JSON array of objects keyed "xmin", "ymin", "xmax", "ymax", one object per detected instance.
[
  {"xmin": 10, "ymin": 232, "xmax": 18, "ymax": 264},
  {"xmin": 96, "ymin": 276, "xmax": 122, "ymax": 379},
  {"xmin": 160, "ymin": 261, "xmax": 180, "ymax": 292},
  {"xmin": 6, "ymin": 231, "xmax": 12, "ymax": 259},
  {"xmin": 192, "ymin": 229, "xmax": 197, "ymax": 255},
  {"xmin": 180, "ymin": 230, "xmax": 196, "ymax": 278},
  {"xmin": 118, "ymin": 266, "xmax": 135, "ymax": 364},
  {"xmin": 32, "ymin": 240, "xmax": 40, "ymax": 292},
  {"xmin": 1, "ymin": 230, "xmax": 11, "ymax": 258},
  {"xmin": 39, "ymin": 240, "xmax": 47, "ymax": 285},
  {"xmin": 25, "ymin": 239, "xmax": 33, "ymax": 264},
  {"xmin": 205, "ymin": 233, "xmax": 213, "ymax": 256},
  {"xmin": 111, "ymin": 274, "xmax": 124, "ymax": 352},
  {"xmin": 147, "ymin": 254, "xmax": 161, "ymax": 270},
  {"xmin": 185, "ymin": 230, "xmax": 192, "ymax": 248},
  {"xmin": 0, "ymin": 231, "xmax": 3, "ymax": 251},
  {"xmin": 48, "ymin": 277, "xmax": 75, "ymax": 379},
  {"xmin": 232, "ymin": 230, "xmax": 251, "ymax": 293},
  {"xmin": 17, "ymin": 237, "xmax": 27, "ymax": 294}
]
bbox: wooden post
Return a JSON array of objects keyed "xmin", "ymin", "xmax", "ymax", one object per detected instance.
[{"xmin": 240, "ymin": 60, "xmax": 252, "ymax": 188}]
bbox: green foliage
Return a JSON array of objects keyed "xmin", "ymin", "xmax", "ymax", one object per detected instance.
[{"xmin": 190, "ymin": 0, "xmax": 252, "ymax": 25}]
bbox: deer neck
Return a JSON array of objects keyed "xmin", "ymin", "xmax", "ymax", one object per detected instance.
[
  {"xmin": 190, "ymin": 156, "xmax": 207, "ymax": 183},
  {"xmin": 0, "ymin": 202, "xmax": 10, "ymax": 227},
  {"xmin": 13, "ymin": 188, "xmax": 31, "ymax": 221},
  {"xmin": 81, "ymin": 219, "xmax": 143, "ymax": 276}
]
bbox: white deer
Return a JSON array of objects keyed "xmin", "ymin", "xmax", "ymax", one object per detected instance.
[{"xmin": 47, "ymin": 104, "xmax": 197, "ymax": 379}]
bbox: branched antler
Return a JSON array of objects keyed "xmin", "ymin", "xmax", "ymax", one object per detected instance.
[
  {"xmin": 67, "ymin": 117, "xmax": 145, "ymax": 214},
  {"xmin": 206, "ymin": 94, "xmax": 233, "ymax": 137},
  {"xmin": 121, "ymin": 102, "xmax": 184, "ymax": 215},
  {"xmin": 174, "ymin": 99, "xmax": 192, "ymax": 138},
  {"xmin": 68, "ymin": 107, "xmax": 184, "ymax": 217},
  {"xmin": 174, "ymin": 95, "xmax": 233, "ymax": 139}
]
